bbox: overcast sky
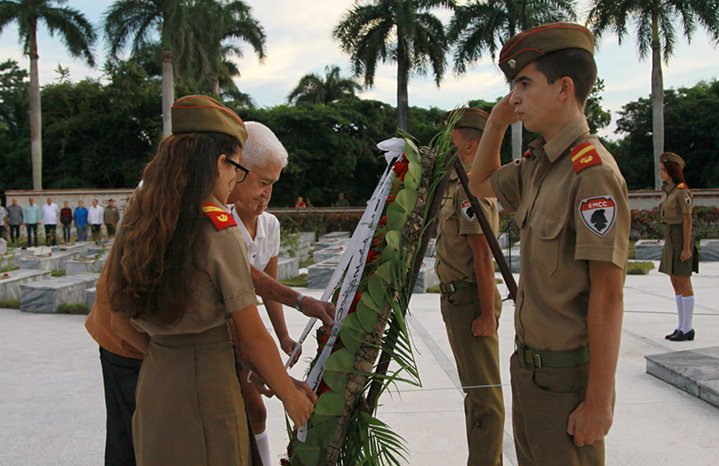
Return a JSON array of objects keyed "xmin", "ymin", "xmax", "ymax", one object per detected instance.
[{"xmin": 1, "ymin": 0, "xmax": 718, "ymax": 138}]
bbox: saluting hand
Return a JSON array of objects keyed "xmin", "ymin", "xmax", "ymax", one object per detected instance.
[
  {"xmin": 489, "ymin": 93, "xmax": 521, "ymax": 128},
  {"xmin": 299, "ymin": 296, "xmax": 335, "ymax": 327}
]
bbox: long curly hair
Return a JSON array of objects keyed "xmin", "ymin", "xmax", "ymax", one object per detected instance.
[{"xmin": 108, "ymin": 132, "xmax": 241, "ymax": 324}]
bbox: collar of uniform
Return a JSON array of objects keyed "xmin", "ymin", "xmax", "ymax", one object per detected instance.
[
  {"xmin": 233, "ymin": 210, "xmax": 267, "ymax": 244},
  {"xmin": 206, "ymin": 195, "xmax": 230, "ymax": 211},
  {"xmin": 542, "ymin": 117, "xmax": 590, "ymax": 163},
  {"xmin": 662, "ymin": 180, "xmax": 676, "ymax": 193}
]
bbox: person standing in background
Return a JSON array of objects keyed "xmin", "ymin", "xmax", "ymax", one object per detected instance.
[
  {"xmin": 24, "ymin": 197, "xmax": 40, "ymax": 247},
  {"xmin": 7, "ymin": 199, "xmax": 23, "ymax": 244},
  {"xmin": 0, "ymin": 202, "xmax": 7, "ymax": 240},
  {"xmin": 658, "ymin": 152, "xmax": 698, "ymax": 342},
  {"xmin": 41, "ymin": 197, "xmax": 60, "ymax": 246},
  {"xmin": 74, "ymin": 200, "xmax": 89, "ymax": 241},
  {"xmin": 104, "ymin": 199, "xmax": 120, "ymax": 238},
  {"xmin": 60, "ymin": 201, "xmax": 73, "ymax": 244},
  {"xmin": 88, "ymin": 199, "xmax": 104, "ymax": 241}
]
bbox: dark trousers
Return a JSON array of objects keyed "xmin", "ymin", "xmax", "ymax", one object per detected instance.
[
  {"xmin": 44, "ymin": 224, "xmax": 57, "ymax": 245},
  {"xmin": 100, "ymin": 347, "xmax": 142, "ymax": 466},
  {"xmin": 92, "ymin": 224, "xmax": 102, "ymax": 241},
  {"xmin": 9, "ymin": 225, "xmax": 20, "ymax": 243},
  {"xmin": 62, "ymin": 223, "xmax": 72, "ymax": 243},
  {"xmin": 26, "ymin": 223, "xmax": 38, "ymax": 246}
]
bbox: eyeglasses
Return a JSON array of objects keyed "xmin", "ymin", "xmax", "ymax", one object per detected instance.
[{"xmin": 224, "ymin": 157, "xmax": 249, "ymax": 183}]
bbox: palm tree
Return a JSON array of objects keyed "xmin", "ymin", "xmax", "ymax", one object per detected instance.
[
  {"xmin": 185, "ymin": 0, "xmax": 266, "ymax": 96},
  {"xmin": 287, "ymin": 65, "xmax": 362, "ymax": 105},
  {"xmin": 0, "ymin": 0, "xmax": 96, "ymax": 190},
  {"xmin": 104, "ymin": 0, "xmax": 200, "ymax": 136},
  {"xmin": 449, "ymin": 0, "xmax": 577, "ymax": 159},
  {"xmin": 333, "ymin": 0, "xmax": 453, "ymax": 131},
  {"xmin": 587, "ymin": 0, "xmax": 719, "ymax": 190}
]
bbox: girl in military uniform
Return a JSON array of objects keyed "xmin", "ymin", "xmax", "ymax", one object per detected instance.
[
  {"xmin": 658, "ymin": 152, "xmax": 698, "ymax": 342},
  {"xmin": 106, "ymin": 95, "xmax": 315, "ymax": 465}
]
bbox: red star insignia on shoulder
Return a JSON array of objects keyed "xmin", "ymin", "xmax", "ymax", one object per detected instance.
[
  {"xmin": 202, "ymin": 202, "xmax": 237, "ymax": 231},
  {"xmin": 571, "ymin": 141, "xmax": 602, "ymax": 173},
  {"xmin": 677, "ymin": 182, "xmax": 687, "ymax": 190}
]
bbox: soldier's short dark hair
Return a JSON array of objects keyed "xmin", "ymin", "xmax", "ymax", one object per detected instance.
[{"xmin": 534, "ymin": 48, "xmax": 597, "ymax": 107}]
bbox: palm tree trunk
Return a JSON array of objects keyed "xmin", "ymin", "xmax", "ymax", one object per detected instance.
[
  {"xmin": 162, "ymin": 50, "xmax": 174, "ymax": 136},
  {"xmin": 396, "ymin": 41, "xmax": 409, "ymax": 131},
  {"xmin": 651, "ymin": 12, "xmax": 664, "ymax": 191},
  {"xmin": 29, "ymin": 22, "xmax": 43, "ymax": 190}
]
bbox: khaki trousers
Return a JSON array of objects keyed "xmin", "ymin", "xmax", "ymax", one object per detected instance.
[
  {"xmin": 441, "ymin": 287, "xmax": 504, "ymax": 466},
  {"xmin": 510, "ymin": 353, "xmax": 605, "ymax": 466}
]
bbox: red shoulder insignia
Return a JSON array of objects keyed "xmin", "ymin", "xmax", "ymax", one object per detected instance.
[
  {"xmin": 202, "ymin": 202, "xmax": 237, "ymax": 231},
  {"xmin": 571, "ymin": 141, "xmax": 602, "ymax": 173},
  {"xmin": 677, "ymin": 182, "xmax": 687, "ymax": 190},
  {"xmin": 523, "ymin": 149, "xmax": 531, "ymax": 159}
]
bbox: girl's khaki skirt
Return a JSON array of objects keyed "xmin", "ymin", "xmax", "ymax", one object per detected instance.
[
  {"xmin": 659, "ymin": 223, "xmax": 699, "ymax": 276},
  {"xmin": 133, "ymin": 324, "xmax": 258, "ymax": 466}
]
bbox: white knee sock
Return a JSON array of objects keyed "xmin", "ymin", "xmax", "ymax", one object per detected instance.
[
  {"xmin": 255, "ymin": 430, "xmax": 272, "ymax": 466},
  {"xmin": 675, "ymin": 295, "xmax": 684, "ymax": 330},
  {"xmin": 681, "ymin": 296, "xmax": 695, "ymax": 332}
]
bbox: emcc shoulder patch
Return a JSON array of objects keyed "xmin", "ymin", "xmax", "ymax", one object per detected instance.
[
  {"xmin": 571, "ymin": 142, "xmax": 602, "ymax": 173},
  {"xmin": 578, "ymin": 196, "xmax": 616, "ymax": 237},
  {"xmin": 461, "ymin": 200, "xmax": 476, "ymax": 222},
  {"xmin": 202, "ymin": 203, "xmax": 237, "ymax": 231}
]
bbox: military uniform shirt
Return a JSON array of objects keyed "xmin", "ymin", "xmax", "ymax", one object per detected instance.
[
  {"xmin": 436, "ymin": 164, "xmax": 500, "ymax": 284},
  {"xmin": 491, "ymin": 117, "xmax": 630, "ymax": 351},
  {"xmin": 132, "ymin": 196, "xmax": 257, "ymax": 337},
  {"xmin": 660, "ymin": 180, "xmax": 692, "ymax": 224}
]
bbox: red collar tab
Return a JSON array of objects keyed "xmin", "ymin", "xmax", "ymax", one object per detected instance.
[
  {"xmin": 202, "ymin": 202, "xmax": 237, "ymax": 231},
  {"xmin": 677, "ymin": 182, "xmax": 687, "ymax": 190},
  {"xmin": 570, "ymin": 141, "xmax": 602, "ymax": 173},
  {"xmin": 523, "ymin": 149, "xmax": 531, "ymax": 159}
]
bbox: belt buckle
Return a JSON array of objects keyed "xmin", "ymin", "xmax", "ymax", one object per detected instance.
[{"xmin": 533, "ymin": 352, "xmax": 543, "ymax": 369}]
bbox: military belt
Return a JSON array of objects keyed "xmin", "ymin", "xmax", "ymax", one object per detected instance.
[
  {"xmin": 439, "ymin": 280, "xmax": 476, "ymax": 295},
  {"xmin": 515, "ymin": 342, "xmax": 589, "ymax": 369}
]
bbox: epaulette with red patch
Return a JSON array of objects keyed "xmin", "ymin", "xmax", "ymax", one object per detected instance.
[
  {"xmin": 570, "ymin": 141, "xmax": 602, "ymax": 173},
  {"xmin": 202, "ymin": 202, "xmax": 237, "ymax": 231},
  {"xmin": 677, "ymin": 182, "xmax": 688, "ymax": 190}
]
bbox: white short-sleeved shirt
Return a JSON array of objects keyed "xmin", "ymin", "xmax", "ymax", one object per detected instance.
[
  {"xmin": 42, "ymin": 203, "xmax": 60, "ymax": 225},
  {"xmin": 231, "ymin": 210, "xmax": 280, "ymax": 270}
]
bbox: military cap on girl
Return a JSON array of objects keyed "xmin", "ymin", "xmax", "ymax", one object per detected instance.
[
  {"xmin": 499, "ymin": 22, "xmax": 595, "ymax": 81},
  {"xmin": 660, "ymin": 152, "xmax": 686, "ymax": 169},
  {"xmin": 171, "ymin": 95, "xmax": 248, "ymax": 146}
]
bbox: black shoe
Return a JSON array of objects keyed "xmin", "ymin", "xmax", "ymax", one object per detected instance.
[
  {"xmin": 665, "ymin": 329, "xmax": 679, "ymax": 339},
  {"xmin": 669, "ymin": 329, "xmax": 695, "ymax": 341}
]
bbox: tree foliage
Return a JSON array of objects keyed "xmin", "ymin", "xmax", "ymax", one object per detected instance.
[
  {"xmin": 614, "ymin": 80, "xmax": 719, "ymax": 190},
  {"xmin": 287, "ymin": 65, "xmax": 362, "ymax": 105}
]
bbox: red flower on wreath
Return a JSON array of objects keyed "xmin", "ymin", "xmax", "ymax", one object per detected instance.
[
  {"xmin": 392, "ymin": 156, "xmax": 409, "ymax": 182},
  {"xmin": 379, "ymin": 215, "xmax": 387, "ymax": 226},
  {"xmin": 366, "ymin": 249, "xmax": 378, "ymax": 264}
]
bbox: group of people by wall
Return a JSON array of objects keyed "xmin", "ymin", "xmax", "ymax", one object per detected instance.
[{"xmin": 0, "ymin": 197, "xmax": 120, "ymax": 245}]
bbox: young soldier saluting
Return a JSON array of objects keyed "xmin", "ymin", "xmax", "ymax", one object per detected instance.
[
  {"xmin": 437, "ymin": 108, "xmax": 504, "ymax": 466},
  {"xmin": 468, "ymin": 23, "xmax": 630, "ymax": 465}
]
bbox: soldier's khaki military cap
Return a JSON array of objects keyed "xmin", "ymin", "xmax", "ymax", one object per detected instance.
[
  {"xmin": 660, "ymin": 152, "xmax": 686, "ymax": 169},
  {"xmin": 499, "ymin": 23, "xmax": 595, "ymax": 80},
  {"xmin": 443, "ymin": 107, "xmax": 489, "ymax": 132},
  {"xmin": 171, "ymin": 95, "xmax": 248, "ymax": 146}
]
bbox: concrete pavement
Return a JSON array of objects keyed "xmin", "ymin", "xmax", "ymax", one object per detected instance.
[{"xmin": 1, "ymin": 261, "xmax": 717, "ymax": 465}]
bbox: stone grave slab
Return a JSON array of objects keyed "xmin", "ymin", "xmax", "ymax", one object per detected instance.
[
  {"xmin": 413, "ymin": 258, "xmax": 439, "ymax": 293},
  {"xmin": 277, "ymin": 256, "xmax": 300, "ymax": 281},
  {"xmin": 699, "ymin": 239, "xmax": 719, "ymax": 261},
  {"xmin": 318, "ymin": 231, "xmax": 350, "ymax": 242},
  {"xmin": 635, "ymin": 239, "xmax": 664, "ymax": 260},
  {"xmin": 17, "ymin": 250, "xmax": 84, "ymax": 272},
  {"xmin": 20, "ymin": 273, "xmax": 99, "ymax": 313},
  {"xmin": 66, "ymin": 253, "xmax": 108, "ymax": 275},
  {"xmin": 51, "ymin": 242, "xmax": 92, "ymax": 256},
  {"xmin": 86, "ymin": 287, "xmax": 96, "ymax": 311},
  {"xmin": 0, "ymin": 269, "xmax": 53, "ymax": 301},
  {"xmin": 0, "ymin": 238, "xmax": 6, "ymax": 255},
  {"xmin": 307, "ymin": 259, "xmax": 339, "ymax": 289},
  {"xmin": 424, "ymin": 238, "xmax": 437, "ymax": 258},
  {"xmin": 314, "ymin": 245, "xmax": 347, "ymax": 263},
  {"xmin": 646, "ymin": 346, "xmax": 719, "ymax": 409},
  {"xmin": 313, "ymin": 238, "xmax": 350, "ymax": 252},
  {"xmin": 501, "ymin": 246, "xmax": 521, "ymax": 273}
]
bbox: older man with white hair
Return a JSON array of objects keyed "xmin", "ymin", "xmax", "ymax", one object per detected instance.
[{"xmin": 226, "ymin": 121, "xmax": 296, "ymax": 466}]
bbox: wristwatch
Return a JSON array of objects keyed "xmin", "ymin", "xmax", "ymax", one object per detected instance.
[{"xmin": 294, "ymin": 293, "xmax": 306, "ymax": 311}]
